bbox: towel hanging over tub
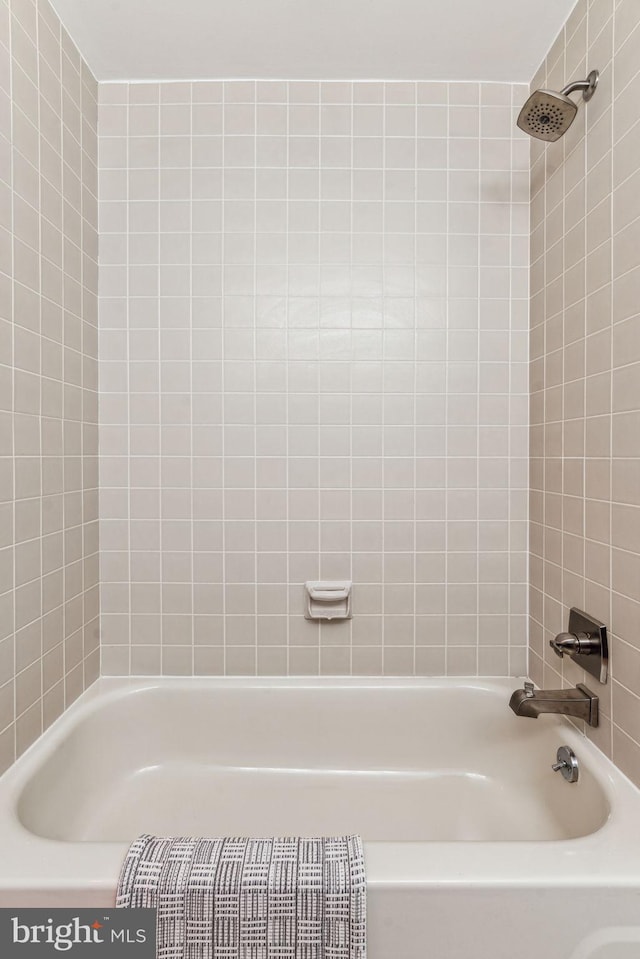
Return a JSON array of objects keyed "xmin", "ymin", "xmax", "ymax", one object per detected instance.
[{"xmin": 116, "ymin": 834, "xmax": 366, "ymax": 959}]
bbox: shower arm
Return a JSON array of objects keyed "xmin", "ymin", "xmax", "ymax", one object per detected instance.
[
  {"xmin": 560, "ymin": 80, "xmax": 591, "ymax": 97},
  {"xmin": 560, "ymin": 70, "xmax": 599, "ymax": 102}
]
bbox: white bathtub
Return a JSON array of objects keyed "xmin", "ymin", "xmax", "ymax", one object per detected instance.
[{"xmin": 2, "ymin": 677, "xmax": 640, "ymax": 959}]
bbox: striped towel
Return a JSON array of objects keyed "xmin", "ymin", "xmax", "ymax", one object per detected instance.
[{"xmin": 116, "ymin": 834, "xmax": 366, "ymax": 958}]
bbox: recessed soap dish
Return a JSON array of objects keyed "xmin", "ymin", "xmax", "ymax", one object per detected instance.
[{"xmin": 304, "ymin": 582, "xmax": 352, "ymax": 621}]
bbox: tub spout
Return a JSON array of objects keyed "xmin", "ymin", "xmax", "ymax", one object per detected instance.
[{"xmin": 509, "ymin": 683, "xmax": 599, "ymax": 727}]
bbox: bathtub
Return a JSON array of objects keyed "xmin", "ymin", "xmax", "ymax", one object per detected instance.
[{"xmin": 1, "ymin": 677, "xmax": 640, "ymax": 959}]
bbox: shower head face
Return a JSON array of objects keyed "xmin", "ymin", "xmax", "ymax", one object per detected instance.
[{"xmin": 517, "ymin": 89, "xmax": 578, "ymax": 141}]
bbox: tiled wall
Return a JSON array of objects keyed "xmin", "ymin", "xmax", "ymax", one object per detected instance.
[
  {"xmin": 529, "ymin": 0, "xmax": 640, "ymax": 784},
  {"xmin": 0, "ymin": 0, "xmax": 100, "ymax": 775},
  {"xmin": 98, "ymin": 79, "xmax": 530, "ymax": 678}
]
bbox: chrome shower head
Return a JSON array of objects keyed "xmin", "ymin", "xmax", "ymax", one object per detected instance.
[
  {"xmin": 517, "ymin": 69, "xmax": 599, "ymax": 142},
  {"xmin": 517, "ymin": 89, "xmax": 578, "ymax": 141}
]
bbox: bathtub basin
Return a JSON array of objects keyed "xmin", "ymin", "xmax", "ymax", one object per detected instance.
[{"xmin": 2, "ymin": 676, "xmax": 640, "ymax": 959}]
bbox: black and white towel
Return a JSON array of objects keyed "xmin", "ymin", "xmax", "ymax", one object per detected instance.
[{"xmin": 116, "ymin": 834, "xmax": 366, "ymax": 958}]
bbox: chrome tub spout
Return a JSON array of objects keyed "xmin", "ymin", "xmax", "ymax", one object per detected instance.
[{"xmin": 509, "ymin": 682, "xmax": 599, "ymax": 727}]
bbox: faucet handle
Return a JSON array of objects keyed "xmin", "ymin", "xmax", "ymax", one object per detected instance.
[
  {"xmin": 524, "ymin": 681, "xmax": 534, "ymax": 698},
  {"xmin": 551, "ymin": 632, "xmax": 580, "ymax": 657},
  {"xmin": 551, "ymin": 630, "xmax": 602, "ymax": 659}
]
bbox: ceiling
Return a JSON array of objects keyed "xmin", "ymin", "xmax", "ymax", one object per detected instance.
[{"xmin": 49, "ymin": 0, "xmax": 577, "ymax": 83}]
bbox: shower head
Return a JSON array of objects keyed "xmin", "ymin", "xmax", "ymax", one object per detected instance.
[{"xmin": 517, "ymin": 69, "xmax": 599, "ymax": 142}]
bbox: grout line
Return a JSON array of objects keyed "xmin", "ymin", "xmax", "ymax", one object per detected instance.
[
  {"xmin": 99, "ymin": 78, "xmax": 533, "ymax": 89},
  {"xmin": 8, "ymin": 0, "xmax": 16, "ymax": 766},
  {"xmin": 33, "ymin": 0, "xmax": 43, "ymax": 740},
  {"xmin": 284, "ymin": 83, "xmax": 290, "ymax": 676},
  {"xmin": 220, "ymin": 84, "xmax": 227, "ymax": 677},
  {"xmin": 380, "ymin": 80, "xmax": 386, "ymax": 675},
  {"xmin": 125, "ymin": 83, "xmax": 132, "ymax": 678},
  {"xmin": 348, "ymin": 81, "xmax": 355, "ymax": 677},
  {"xmin": 443, "ymin": 82, "xmax": 449, "ymax": 676},
  {"xmin": 608, "ymin": 0, "xmax": 616, "ymax": 762},
  {"xmin": 412, "ymin": 80, "xmax": 417, "ymax": 678},
  {"xmin": 473, "ymin": 87, "xmax": 481, "ymax": 679},
  {"xmin": 189, "ymin": 84, "xmax": 194, "ymax": 677},
  {"xmin": 252, "ymin": 80, "xmax": 257, "ymax": 677}
]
